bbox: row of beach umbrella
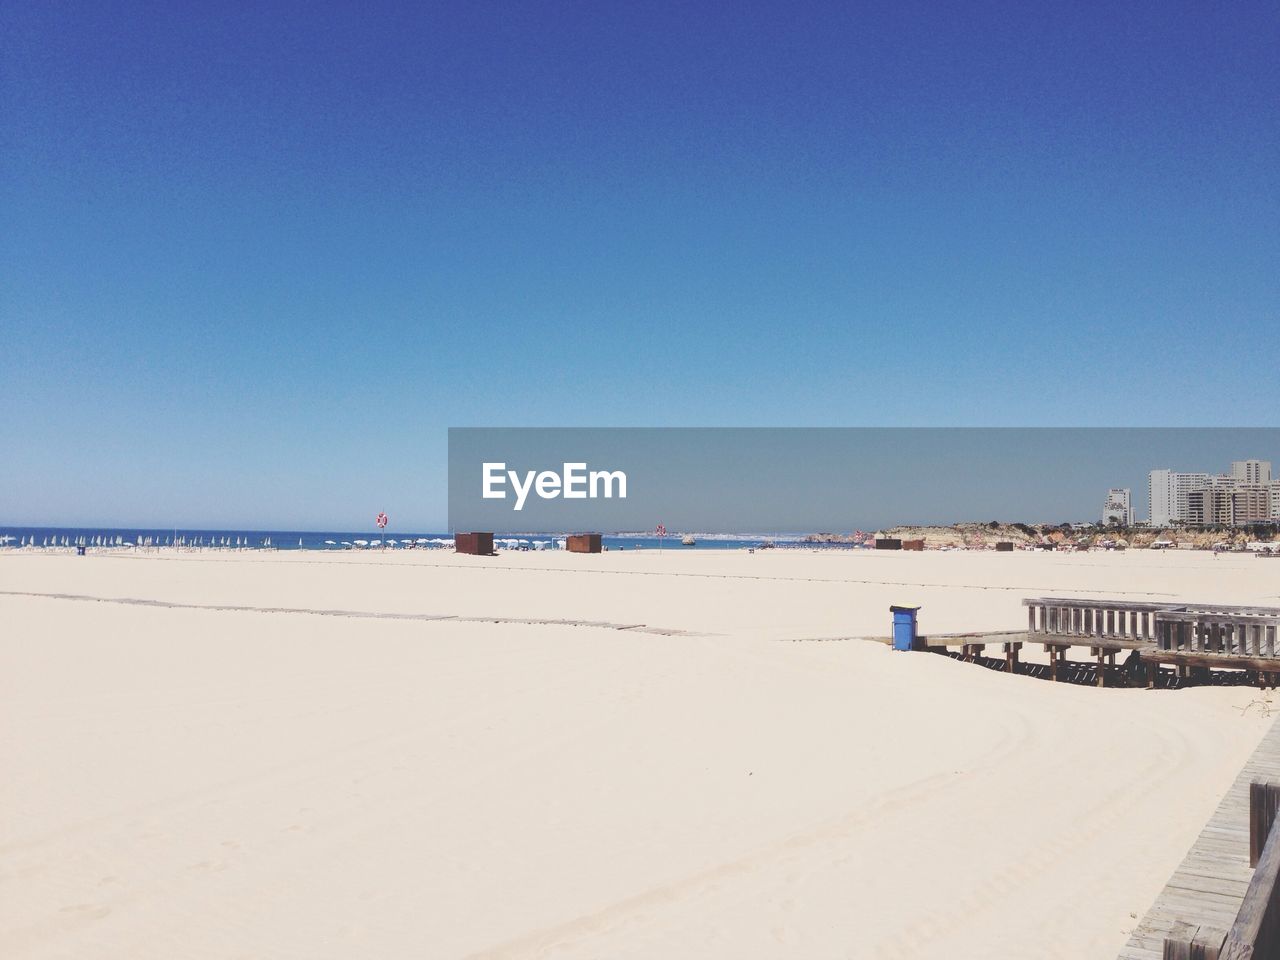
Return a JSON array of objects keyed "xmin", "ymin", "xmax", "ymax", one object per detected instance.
[
  {"xmin": 2, "ymin": 535, "xmax": 558, "ymax": 551},
  {"xmin": 0, "ymin": 534, "xmax": 278, "ymax": 548},
  {"xmin": 321, "ymin": 538, "xmax": 456, "ymax": 549}
]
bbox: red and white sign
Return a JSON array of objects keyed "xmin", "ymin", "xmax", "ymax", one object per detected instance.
[
  {"xmin": 376, "ymin": 512, "xmax": 388, "ymax": 529},
  {"xmin": 656, "ymin": 523, "xmax": 666, "ymax": 537}
]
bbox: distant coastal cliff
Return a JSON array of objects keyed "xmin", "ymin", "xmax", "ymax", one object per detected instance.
[{"xmin": 803, "ymin": 521, "xmax": 1279, "ymax": 550}]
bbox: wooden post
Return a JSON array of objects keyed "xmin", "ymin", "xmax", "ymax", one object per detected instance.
[
  {"xmin": 1249, "ymin": 780, "xmax": 1280, "ymax": 868},
  {"xmin": 1192, "ymin": 927, "xmax": 1226, "ymax": 960},
  {"xmin": 1164, "ymin": 922, "xmax": 1226, "ymax": 960},
  {"xmin": 1164, "ymin": 922, "xmax": 1195, "ymax": 960}
]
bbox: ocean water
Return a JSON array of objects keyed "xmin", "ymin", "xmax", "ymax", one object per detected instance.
[{"xmin": 0, "ymin": 527, "xmax": 855, "ymax": 552}]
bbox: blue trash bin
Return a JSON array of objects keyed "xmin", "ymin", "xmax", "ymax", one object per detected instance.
[{"xmin": 890, "ymin": 605, "xmax": 921, "ymax": 651}]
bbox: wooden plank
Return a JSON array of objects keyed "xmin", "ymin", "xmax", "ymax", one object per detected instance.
[{"xmin": 1121, "ymin": 718, "xmax": 1280, "ymax": 959}]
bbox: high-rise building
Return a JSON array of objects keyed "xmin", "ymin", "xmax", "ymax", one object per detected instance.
[
  {"xmin": 1149, "ymin": 460, "xmax": 1277, "ymax": 526},
  {"xmin": 1186, "ymin": 482, "xmax": 1272, "ymax": 527},
  {"xmin": 1232, "ymin": 460, "xmax": 1272, "ymax": 485},
  {"xmin": 1102, "ymin": 488, "xmax": 1132, "ymax": 525},
  {"xmin": 1186, "ymin": 483, "xmax": 1233, "ymax": 526},
  {"xmin": 1149, "ymin": 469, "xmax": 1211, "ymax": 525},
  {"xmin": 1232, "ymin": 485, "xmax": 1273, "ymax": 526}
]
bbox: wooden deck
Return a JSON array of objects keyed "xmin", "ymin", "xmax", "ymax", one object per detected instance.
[{"xmin": 1118, "ymin": 714, "xmax": 1280, "ymax": 959}]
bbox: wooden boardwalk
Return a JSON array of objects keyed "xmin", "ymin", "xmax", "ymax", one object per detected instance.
[{"xmin": 1118, "ymin": 713, "xmax": 1280, "ymax": 958}]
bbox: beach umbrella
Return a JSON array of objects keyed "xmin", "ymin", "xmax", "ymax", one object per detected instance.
[{"xmin": 324, "ymin": 540, "xmax": 336, "ymax": 546}]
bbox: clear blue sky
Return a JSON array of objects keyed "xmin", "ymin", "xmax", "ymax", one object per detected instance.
[{"xmin": 2, "ymin": 2, "xmax": 1277, "ymax": 529}]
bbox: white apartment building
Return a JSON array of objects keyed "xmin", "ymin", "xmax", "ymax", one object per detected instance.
[
  {"xmin": 1102, "ymin": 488, "xmax": 1133, "ymax": 525},
  {"xmin": 1149, "ymin": 469, "xmax": 1211, "ymax": 525},
  {"xmin": 1232, "ymin": 460, "xmax": 1273, "ymax": 485}
]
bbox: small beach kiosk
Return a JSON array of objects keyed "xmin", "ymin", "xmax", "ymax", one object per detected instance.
[
  {"xmin": 566, "ymin": 533, "xmax": 602, "ymax": 553},
  {"xmin": 455, "ymin": 532, "xmax": 494, "ymax": 556}
]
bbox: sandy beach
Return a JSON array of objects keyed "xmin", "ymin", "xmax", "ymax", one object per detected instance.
[{"xmin": 1, "ymin": 547, "xmax": 1275, "ymax": 959}]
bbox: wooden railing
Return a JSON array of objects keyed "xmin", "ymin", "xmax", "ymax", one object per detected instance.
[
  {"xmin": 1155, "ymin": 613, "xmax": 1280, "ymax": 660},
  {"xmin": 1022, "ymin": 598, "xmax": 1172, "ymax": 643},
  {"xmin": 1166, "ymin": 780, "xmax": 1280, "ymax": 960},
  {"xmin": 1024, "ymin": 598, "xmax": 1280, "ymax": 663}
]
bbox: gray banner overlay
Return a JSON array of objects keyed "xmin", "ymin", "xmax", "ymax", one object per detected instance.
[{"xmin": 447, "ymin": 428, "xmax": 1280, "ymax": 534}]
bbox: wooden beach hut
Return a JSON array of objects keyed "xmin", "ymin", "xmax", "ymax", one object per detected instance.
[
  {"xmin": 566, "ymin": 533, "xmax": 602, "ymax": 553},
  {"xmin": 455, "ymin": 532, "xmax": 495, "ymax": 556}
]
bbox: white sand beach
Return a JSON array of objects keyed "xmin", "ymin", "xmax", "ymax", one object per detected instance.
[{"xmin": 1, "ymin": 548, "xmax": 1275, "ymax": 959}]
